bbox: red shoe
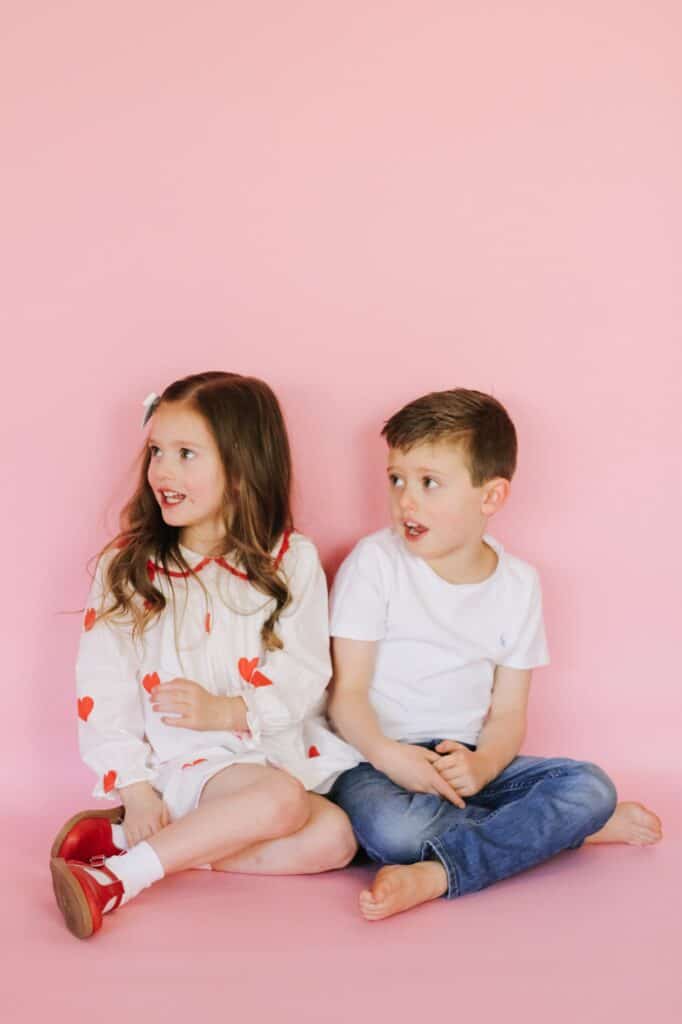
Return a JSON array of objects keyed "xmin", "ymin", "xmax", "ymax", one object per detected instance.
[
  {"xmin": 50, "ymin": 806, "xmax": 125, "ymax": 862},
  {"xmin": 50, "ymin": 857, "xmax": 124, "ymax": 939}
]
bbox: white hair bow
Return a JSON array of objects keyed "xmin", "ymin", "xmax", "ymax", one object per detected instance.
[{"xmin": 141, "ymin": 392, "xmax": 160, "ymax": 427}]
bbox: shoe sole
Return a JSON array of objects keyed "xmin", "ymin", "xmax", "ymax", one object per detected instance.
[
  {"xmin": 50, "ymin": 858, "xmax": 95, "ymax": 939},
  {"xmin": 50, "ymin": 806, "xmax": 125, "ymax": 860}
]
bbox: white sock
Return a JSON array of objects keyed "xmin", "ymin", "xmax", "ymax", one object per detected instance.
[
  {"xmin": 111, "ymin": 823, "xmax": 128, "ymax": 851},
  {"xmin": 104, "ymin": 841, "xmax": 165, "ymax": 905}
]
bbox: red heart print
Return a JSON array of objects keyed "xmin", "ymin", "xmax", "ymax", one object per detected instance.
[
  {"xmin": 103, "ymin": 770, "xmax": 117, "ymax": 793},
  {"xmin": 83, "ymin": 608, "xmax": 96, "ymax": 632},
  {"xmin": 142, "ymin": 672, "xmax": 160, "ymax": 695},
  {"xmin": 238, "ymin": 657, "xmax": 259, "ymax": 682},
  {"xmin": 182, "ymin": 758, "xmax": 208, "ymax": 769},
  {"xmin": 77, "ymin": 696, "xmax": 94, "ymax": 722},
  {"xmin": 250, "ymin": 670, "xmax": 273, "ymax": 688},
  {"xmin": 308, "ymin": 746, "xmax": 320, "ymax": 758}
]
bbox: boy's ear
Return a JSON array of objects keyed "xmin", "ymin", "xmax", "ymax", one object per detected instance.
[{"xmin": 480, "ymin": 477, "xmax": 510, "ymax": 518}]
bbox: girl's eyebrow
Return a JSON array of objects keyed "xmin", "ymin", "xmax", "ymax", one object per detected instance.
[{"xmin": 148, "ymin": 438, "xmax": 206, "ymax": 448}]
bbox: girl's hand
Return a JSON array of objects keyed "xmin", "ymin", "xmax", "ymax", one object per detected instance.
[
  {"xmin": 119, "ymin": 781, "xmax": 169, "ymax": 846},
  {"xmin": 373, "ymin": 740, "xmax": 466, "ymax": 808},
  {"xmin": 434, "ymin": 740, "xmax": 495, "ymax": 797},
  {"xmin": 150, "ymin": 677, "xmax": 234, "ymax": 731}
]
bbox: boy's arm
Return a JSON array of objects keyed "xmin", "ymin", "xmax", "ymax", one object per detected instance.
[
  {"xmin": 329, "ymin": 637, "xmax": 465, "ymax": 806},
  {"xmin": 327, "ymin": 637, "xmax": 386, "ymax": 760},
  {"xmin": 435, "ymin": 666, "xmax": 531, "ymax": 795}
]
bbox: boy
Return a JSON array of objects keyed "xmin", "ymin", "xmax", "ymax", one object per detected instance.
[{"xmin": 328, "ymin": 389, "xmax": 662, "ymax": 921}]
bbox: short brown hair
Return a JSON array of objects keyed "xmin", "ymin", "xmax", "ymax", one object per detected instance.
[{"xmin": 381, "ymin": 389, "xmax": 517, "ymax": 485}]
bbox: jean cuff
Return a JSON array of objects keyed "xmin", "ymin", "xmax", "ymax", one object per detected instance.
[{"xmin": 421, "ymin": 837, "xmax": 459, "ymax": 899}]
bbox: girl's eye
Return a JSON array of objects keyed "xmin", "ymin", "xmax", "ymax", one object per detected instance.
[
  {"xmin": 389, "ymin": 474, "xmax": 405, "ymax": 488},
  {"xmin": 423, "ymin": 477, "xmax": 439, "ymax": 489},
  {"xmin": 149, "ymin": 445, "xmax": 161, "ymax": 457},
  {"xmin": 180, "ymin": 448, "xmax": 196, "ymax": 460}
]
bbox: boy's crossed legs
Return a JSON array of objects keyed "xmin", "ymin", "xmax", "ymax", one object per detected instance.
[{"xmin": 330, "ymin": 743, "xmax": 662, "ymax": 921}]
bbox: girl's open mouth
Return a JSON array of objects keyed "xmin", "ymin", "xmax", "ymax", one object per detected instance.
[{"xmin": 160, "ymin": 490, "xmax": 186, "ymax": 507}]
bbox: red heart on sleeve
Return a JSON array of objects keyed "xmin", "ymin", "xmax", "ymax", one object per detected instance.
[
  {"xmin": 83, "ymin": 608, "xmax": 96, "ymax": 631},
  {"xmin": 103, "ymin": 770, "xmax": 117, "ymax": 793},
  {"xmin": 142, "ymin": 672, "xmax": 160, "ymax": 695},
  {"xmin": 250, "ymin": 670, "xmax": 273, "ymax": 688},
  {"xmin": 238, "ymin": 657, "xmax": 259, "ymax": 682},
  {"xmin": 308, "ymin": 746, "xmax": 320, "ymax": 758},
  {"xmin": 77, "ymin": 696, "xmax": 94, "ymax": 722}
]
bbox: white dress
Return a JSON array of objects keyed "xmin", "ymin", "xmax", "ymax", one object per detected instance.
[{"xmin": 76, "ymin": 531, "xmax": 358, "ymax": 819}]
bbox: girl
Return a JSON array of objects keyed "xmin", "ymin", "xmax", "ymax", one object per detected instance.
[{"xmin": 51, "ymin": 371, "xmax": 359, "ymax": 939}]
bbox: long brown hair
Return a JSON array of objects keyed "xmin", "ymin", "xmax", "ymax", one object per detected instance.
[{"xmin": 97, "ymin": 371, "xmax": 294, "ymax": 650}]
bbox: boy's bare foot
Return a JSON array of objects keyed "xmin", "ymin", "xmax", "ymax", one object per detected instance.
[
  {"xmin": 359, "ymin": 862, "xmax": 448, "ymax": 921},
  {"xmin": 584, "ymin": 801, "xmax": 663, "ymax": 846}
]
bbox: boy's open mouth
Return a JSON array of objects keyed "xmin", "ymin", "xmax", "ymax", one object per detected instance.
[
  {"xmin": 403, "ymin": 519, "xmax": 428, "ymax": 540},
  {"xmin": 160, "ymin": 490, "xmax": 186, "ymax": 507}
]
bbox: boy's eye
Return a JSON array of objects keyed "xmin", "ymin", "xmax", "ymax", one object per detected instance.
[
  {"xmin": 388, "ymin": 474, "xmax": 405, "ymax": 488},
  {"xmin": 423, "ymin": 477, "xmax": 439, "ymax": 489},
  {"xmin": 180, "ymin": 448, "xmax": 196, "ymax": 460}
]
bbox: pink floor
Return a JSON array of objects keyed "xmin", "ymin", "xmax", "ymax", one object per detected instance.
[{"xmin": 6, "ymin": 779, "xmax": 679, "ymax": 1024}]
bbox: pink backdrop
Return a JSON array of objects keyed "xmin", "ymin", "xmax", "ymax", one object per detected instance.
[{"xmin": 2, "ymin": 1, "xmax": 680, "ymax": 819}]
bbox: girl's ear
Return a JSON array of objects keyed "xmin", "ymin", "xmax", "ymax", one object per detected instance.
[{"xmin": 480, "ymin": 478, "xmax": 510, "ymax": 519}]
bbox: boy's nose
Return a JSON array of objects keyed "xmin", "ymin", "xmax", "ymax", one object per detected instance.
[{"xmin": 398, "ymin": 490, "xmax": 417, "ymax": 515}]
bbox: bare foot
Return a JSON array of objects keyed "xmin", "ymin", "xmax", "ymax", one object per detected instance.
[
  {"xmin": 584, "ymin": 801, "xmax": 663, "ymax": 846},
  {"xmin": 359, "ymin": 862, "xmax": 448, "ymax": 921}
]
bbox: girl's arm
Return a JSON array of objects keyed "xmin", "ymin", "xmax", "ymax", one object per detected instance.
[
  {"xmin": 77, "ymin": 558, "xmax": 157, "ymax": 800},
  {"xmin": 235, "ymin": 539, "xmax": 333, "ymax": 742}
]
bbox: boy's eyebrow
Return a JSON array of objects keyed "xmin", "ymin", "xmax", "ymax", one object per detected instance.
[{"xmin": 387, "ymin": 464, "xmax": 444, "ymax": 474}]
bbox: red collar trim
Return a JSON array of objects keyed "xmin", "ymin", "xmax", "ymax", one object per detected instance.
[{"xmin": 146, "ymin": 529, "xmax": 293, "ymax": 582}]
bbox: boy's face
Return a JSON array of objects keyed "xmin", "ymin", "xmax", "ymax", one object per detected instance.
[{"xmin": 387, "ymin": 440, "xmax": 506, "ymax": 570}]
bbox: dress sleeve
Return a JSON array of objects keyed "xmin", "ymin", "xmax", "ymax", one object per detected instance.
[
  {"xmin": 240, "ymin": 540, "xmax": 332, "ymax": 741},
  {"xmin": 76, "ymin": 556, "xmax": 157, "ymax": 799}
]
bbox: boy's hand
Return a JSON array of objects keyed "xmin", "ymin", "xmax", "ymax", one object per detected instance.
[
  {"xmin": 119, "ymin": 781, "xmax": 169, "ymax": 846},
  {"xmin": 434, "ymin": 740, "xmax": 495, "ymax": 797},
  {"xmin": 372, "ymin": 741, "xmax": 466, "ymax": 808},
  {"xmin": 150, "ymin": 678, "xmax": 232, "ymax": 731}
]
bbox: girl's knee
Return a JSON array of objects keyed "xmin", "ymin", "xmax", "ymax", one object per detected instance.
[
  {"xmin": 267, "ymin": 774, "xmax": 310, "ymax": 837},
  {"xmin": 308, "ymin": 805, "xmax": 358, "ymax": 871},
  {"xmin": 327, "ymin": 807, "xmax": 358, "ymax": 869}
]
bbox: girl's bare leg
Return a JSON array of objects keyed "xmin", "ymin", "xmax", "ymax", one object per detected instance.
[
  {"xmin": 211, "ymin": 793, "xmax": 357, "ymax": 874},
  {"xmin": 148, "ymin": 764, "xmax": 310, "ymax": 873}
]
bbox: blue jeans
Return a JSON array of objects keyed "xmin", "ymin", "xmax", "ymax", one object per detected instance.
[{"xmin": 329, "ymin": 742, "xmax": 618, "ymax": 898}]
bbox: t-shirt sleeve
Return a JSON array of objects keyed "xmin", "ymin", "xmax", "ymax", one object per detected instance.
[
  {"xmin": 329, "ymin": 537, "xmax": 390, "ymax": 641},
  {"xmin": 498, "ymin": 569, "xmax": 550, "ymax": 670}
]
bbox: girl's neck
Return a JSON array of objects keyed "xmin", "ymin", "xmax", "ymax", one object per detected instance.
[{"xmin": 179, "ymin": 527, "xmax": 229, "ymax": 558}]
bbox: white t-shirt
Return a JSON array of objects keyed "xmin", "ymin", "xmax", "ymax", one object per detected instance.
[{"xmin": 329, "ymin": 528, "xmax": 549, "ymax": 746}]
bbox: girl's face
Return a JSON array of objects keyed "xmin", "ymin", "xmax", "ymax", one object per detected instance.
[{"xmin": 147, "ymin": 403, "xmax": 228, "ymax": 553}]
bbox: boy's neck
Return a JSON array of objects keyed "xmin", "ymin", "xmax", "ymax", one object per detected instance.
[{"xmin": 422, "ymin": 537, "xmax": 498, "ymax": 585}]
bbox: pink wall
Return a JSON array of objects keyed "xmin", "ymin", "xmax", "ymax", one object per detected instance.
[{"xmin": 2, "ymin": 2, "xmax": 680, "ymax": 810}]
